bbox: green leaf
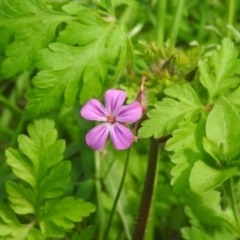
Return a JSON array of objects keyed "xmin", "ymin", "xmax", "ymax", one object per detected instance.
[
  {"xmin": 165, "ymin": 121, "xmax": 205, "ymax": 194},
  {"xmin": 189, "ymin": 160, "xmax": 237, "ymax": 193},
  {"xmin": 39, "ymin": 197, "xmax": 96, "ymax": 237},
  {"xmin": 6, "ymin": 119, "xmax": 65, "ymax": 188},
  {"xmin": 27, "ymin": 11, "xmax": 129, "ymax": 116},
  {"xmin": 225, "ymin": 85, "xmax": 240, "ymax": 112},
  {"xmin": 0, "ymin": 202, "xmax": 44, "ymax": 240},
  {"xmin": 205, "ymin": 96, "xmax": 240, "ymax": 163},
  {"xmin": 6, "ymin": 181, "xmax": 35, "ymax": 215},
  {"xmin": 181, "ymin": 207, "xmax": 237, "ymax": 240},
  {"xmin": 92, "ymin": 0, "xmax": 136, "ymax": 12},
  {"xmin": 139, "ymin": 84, "xmax": 202, "ymax": 138},
  {"xmin": 39, "ymin": 161, "xmax": 71, "ymax": 200},
  {"xmin": 73, "ymin": 225, "xmax": 95, "ymax": 240},
  {"xmin": 187, "ymin": 191, "xmax": 237, "ymax": 234},
  {"xmin": 0, "ymin": 0, "xmax": 74, "ymax": 78},
  {"xmin": 199, "ymin": 38, "xmax": 240, "ymax": 99}
]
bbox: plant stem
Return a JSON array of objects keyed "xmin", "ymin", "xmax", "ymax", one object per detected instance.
[
  {"xmin": 227, "ymin": 0, "xmax": 236, "ymax": 38},
  {"xmin": 156, "ymin": 0, "xmax": 167, "ymax": 47},
  {"xmin": 0, "ymin": 94, "xmax": 23, "ymax": 115},
  {"xmin": 133, "ymin": 137, "xmax": 159, "ymax": 240},
  {"xmin": 104, "ymin": 144, "xmax": 133, "ymax": 239},
  {"xmin": 169, "ymin": 0, "xmax": 185, "ymax": 46},
  {"xmin": 227, "ymin": 177, "xmax": 240, "ymax": 234}
]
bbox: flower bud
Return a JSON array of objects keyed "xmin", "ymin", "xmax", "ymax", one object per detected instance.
[{"xmin": 135, "ymin": 76, "xmax": 147, "ymax": 113}]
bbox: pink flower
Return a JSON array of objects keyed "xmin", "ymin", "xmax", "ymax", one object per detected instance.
[{"xmin": 80, "ymin": 89, "xmax": 142, "ymax": 150}]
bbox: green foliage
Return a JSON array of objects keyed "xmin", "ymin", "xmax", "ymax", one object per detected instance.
[
  {"xmin": 198, "ymin": 38, "xmax": 240, "ymax": 100},
  {"xmin": 189, "ymin": 161, "xmax": 237, "ymax": 193},
  {"xmin": 139, "ymin": 84, "xmax": 202, "ymax": 138},
  {"xmin": 165, "ymin": 121, "xmax": 205, "ymax": 194},
  {"xmin": 92, "ymin": 0, "xmax": 136, "ymax": 12},
  {"xmin": 181, "ymin": 206, "xmax": 237, "ymax": 240},
  {"xmin": 204, "ymin": 96, "xmax": 240, "ymax": 165},
  {"xmin": 0, "ymin": 0, "xmax": 74, "ymax": 78},
  {"xmin": 2, "ymin": 119, "xmax": 95, "ymax": 239},
  {"xmin": 26, "ymin": 7, "xmax": 129, "ymax": 116}
]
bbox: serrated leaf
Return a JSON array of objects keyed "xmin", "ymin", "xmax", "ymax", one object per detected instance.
[
  {"xmin": 40, "ymin": 197, "xmax": 95, "ymax": 235},
  {"xmin": 189, "ymin": 160, "xmax": 237, "ymax": 193},
  {"xmin": 205, "ymin": 96, "xmax": 240, "ymax": 163},
  {"xmin": 199, "ymin": 38, "xmax": 240, "ymax": 99},
  {"xmin": 0, "ymin": 0, "xmax": 74, "ymax": 78},
  {"xmin": 139, "ymin": 84, "xmax": 202, "ymax": 138},
  {"xmin": 165, "ymin": 121, "xmax": 205, "ymax": 194},
  {"xmin": 6, "ymin": 119, "xmax": 65, "ymax": 188},
  {"xmin": 6, "ymin": 181, "xmax": 35, "ymax": 215},
  {"xmin": 27, "ymin": 11, "xmax": 129, "ymax": 116}
]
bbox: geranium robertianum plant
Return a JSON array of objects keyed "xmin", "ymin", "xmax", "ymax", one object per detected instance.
[{"xmin": 1, "ymin": 0, "xmax": 240, "ymax": 240}]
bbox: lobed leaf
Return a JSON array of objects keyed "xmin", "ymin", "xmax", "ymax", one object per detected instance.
[
  {"xmin": 27, "ymin": 11, "xmax": 129, "ymax": 116},
  {"xmin": 39, "ymin": 197, "xmax": 96, "ymax": 237},
  {"xmin": 0, "ymin": 202, "xmax": 44, "ymax": 240},
  {"xmin": 6, "ymin": 119, "xmax": 65, "ymax": 188},
  {"xmin": 139, "ymin": 84, "xmax": 202, "ymax": 138},
  {"xmin": 205, "ymin": 96, "xmax": 240, "ymax": 164},
  {"xmin": 165, "ymin": 121, "xmax": 205, "ymax": 194},
  {"xmin": 6, "ymin": 181, "xmax": 35, "ymax": 215},
  {"xmin": 0, "ymin": 0, "xmax": 74, "ymax": 78},
  {"xmin": 199, "ymin": 38, "xmax": 240, "ymax": 99}
]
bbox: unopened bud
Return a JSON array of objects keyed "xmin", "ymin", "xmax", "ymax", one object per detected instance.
[{"xmin": 135, "ymin": 76, "xmax": 147, "ymax": 113}]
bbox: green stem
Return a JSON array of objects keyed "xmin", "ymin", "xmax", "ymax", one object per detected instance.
[
  {"xmin": 0, "ymin": 94, "xmax": 23, "ymax": 115},
  {"xmin": 95, "ymin": 150, "xmax": 105, "ymax": 240},
  {"xmin": 227, "ymin": 177, "xmax": 240, "ymax": 234},
  {"xmin": 133, "ymin": 137, "xmax": 159, "ymax": 240},
  {"xmin": 156, "ymin": 0, "xmax": 167, "ymax": 47},
  {"xmin": 227, "ymin": 0, "xmax": 236, "ymax": 38},
  {"xmin": 169, "ymin": 0, "xmax": 185, "ymax": 46},
  {"xmin": 104, "ymin": 144, "xmax": 133, "ymax": 239}
]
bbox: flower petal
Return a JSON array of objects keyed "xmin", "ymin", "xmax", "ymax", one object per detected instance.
[
  {"xmin": 86, "ymin": 123, "xmax": 110, "ymax": 150},
  {"xmin": 104, "ymin": 89, "xmax": 126, "ymax": 115},
  {"xmin": 109, "ymin": 123, "xmax": 133, "ymax": 150},
  {"xmin": 81, "ymin": 99, "xmax": 107, "ymax": 121},
  {"xmin": 116, "ymin": 101, "xmax": 142, "ymax": 123}
]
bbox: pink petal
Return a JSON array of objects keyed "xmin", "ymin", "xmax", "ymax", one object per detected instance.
[
  {"xmin": 104, "ymin": 89, "xmax": 126, "ymax": 115},
  {"xmin": 86, "ymin": 123, "xmax": 110, "ymax": 150},
  {"xmin": 109, "ymin": 123, "xmax": 133, "ymax": 150},
  {"xmin": 81, "ymin": 99, "xmax": 107, "ymax": 121},
  {"xmin": 116, "ymin": 101, "xmax": 142, "ymax": 123}
]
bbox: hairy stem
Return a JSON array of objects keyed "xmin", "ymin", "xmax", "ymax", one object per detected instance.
[
  {"xmin": 133, "ymin": 137, "xmax": 159, "ymax": 240},
  {"xmin": 104, "ymin": 144, "xmax": 133, "ymax": 239}
]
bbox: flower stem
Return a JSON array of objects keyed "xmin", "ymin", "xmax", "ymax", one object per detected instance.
[
  {"xmin": 133, "ymin": 137, "xmax": 159, "ymax": 240},
  {"xmin": 104, "ymin": 144, "xmax": 133, "ymax": 239},
  {"xmin": 227, "ymin": 177, "xmax": 240, "ymax": 234}
]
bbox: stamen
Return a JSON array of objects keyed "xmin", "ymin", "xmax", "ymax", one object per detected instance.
[{"xmin": 106, "ymin": 115, "xmax": 116, "ymax": 124}]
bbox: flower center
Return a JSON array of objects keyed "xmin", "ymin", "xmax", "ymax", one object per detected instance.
[{"xmin": 106, "ymin": 115, "xmax": 116, "ymax": 124}]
